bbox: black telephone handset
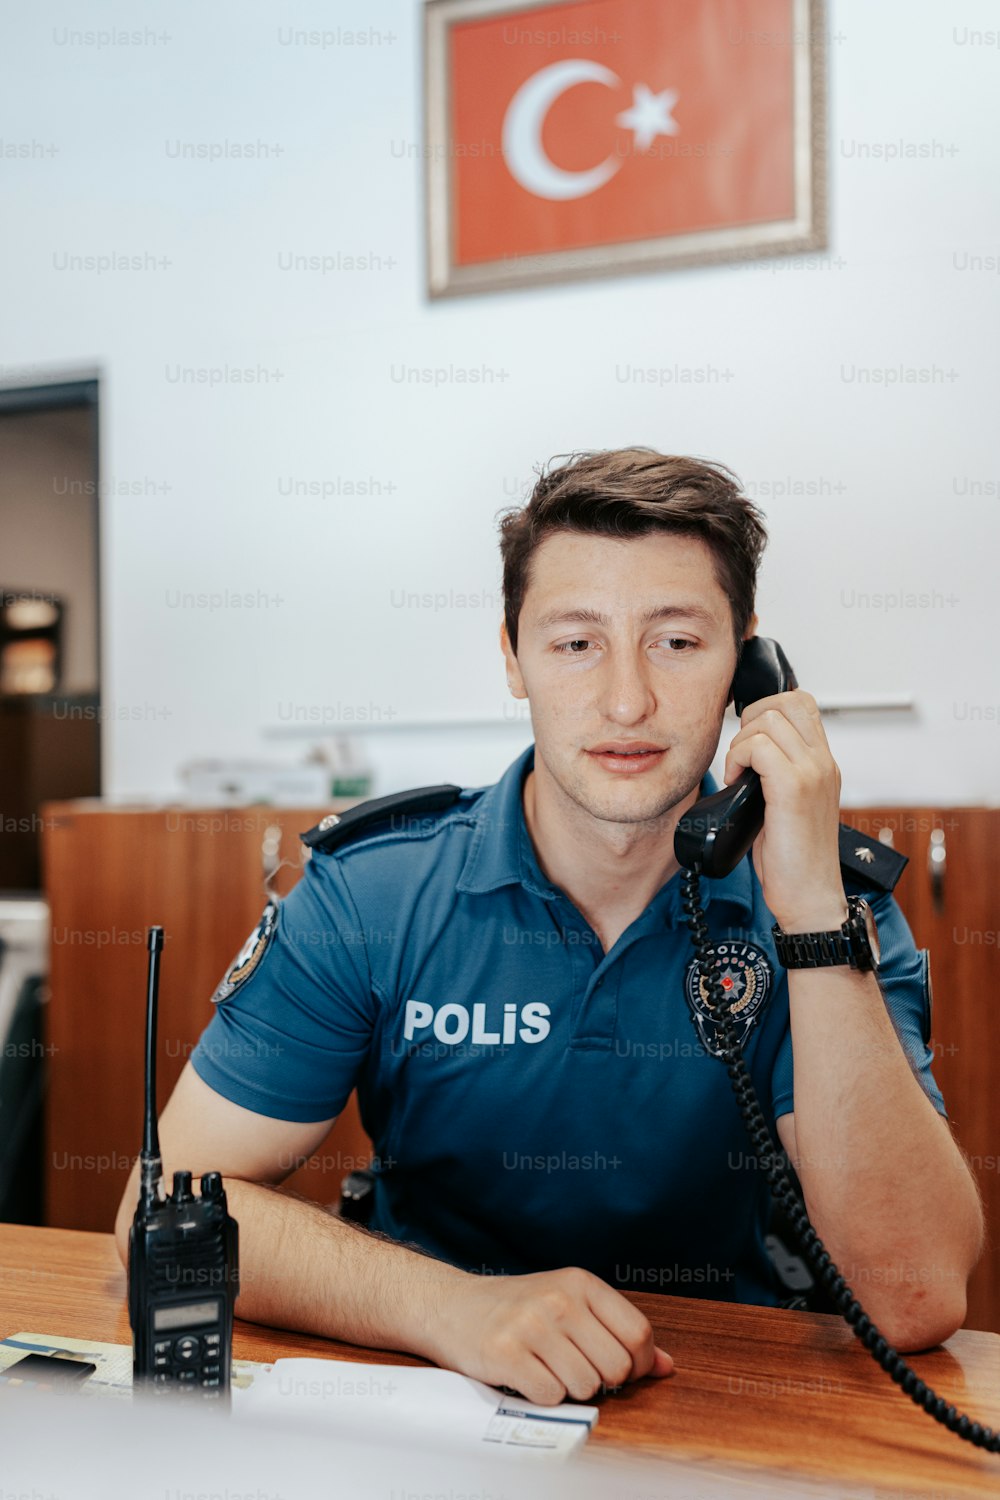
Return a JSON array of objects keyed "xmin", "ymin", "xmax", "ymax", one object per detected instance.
[
  {"xmin": 673, "ymin": 640, "xmax": 998, "ymax": 1455},
  {"xmin": 674, "ymin": 636, "xmax": 797, "ymax": 880}
]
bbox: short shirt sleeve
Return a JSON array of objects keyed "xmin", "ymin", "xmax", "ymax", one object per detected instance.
[
  {"xmin": 770, "ymin": 891, "xmax": 946, "ymax": 1121},
  {"xmin": 190, "ymin": 853, "xmax": 377, "ymax": 1122}
]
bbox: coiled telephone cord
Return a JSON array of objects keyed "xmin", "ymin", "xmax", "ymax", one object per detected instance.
[{"xmin": 681, "ymin": 865, "xmax": 999, "ymax": 1454}]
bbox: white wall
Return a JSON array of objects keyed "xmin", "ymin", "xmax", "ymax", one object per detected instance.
[{"xmin": 1, "ymin": 0, "xmax": 998, "ymax": 804}]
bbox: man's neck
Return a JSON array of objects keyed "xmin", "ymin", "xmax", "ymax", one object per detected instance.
[{"xmin": 521, "ymin": 755, "xmax": 703, "ymax": 951}]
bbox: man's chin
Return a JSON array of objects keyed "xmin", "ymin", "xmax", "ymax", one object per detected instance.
[
  {"xmin": 571, "ymin": 766, "xmax": 691, "ymax": 827},
  {"xmin": 531, "ymin": 743, "xmax": 704, "ymax": 829}
]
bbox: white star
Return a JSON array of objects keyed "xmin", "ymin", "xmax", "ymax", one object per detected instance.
[
  {"xmin": 615, "ymin": 83, "xmax": 679, "ymax": 152},
  {"xmin": 719, "ymin": 967, "xmax": 746, "ymax": 1001}
]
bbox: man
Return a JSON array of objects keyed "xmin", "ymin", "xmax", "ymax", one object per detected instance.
[{"xmin": 115, "ymin": 448, "xmax": 983, "ymax": 1407}]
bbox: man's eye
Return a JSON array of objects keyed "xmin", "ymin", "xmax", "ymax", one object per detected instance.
[
  {"xmin": 554, "ymin": 639, "xmax": 592, "ymax": 655},
  {"xmin": 660, "ymin": 638, "xmax": 695, "ymax": 652}
]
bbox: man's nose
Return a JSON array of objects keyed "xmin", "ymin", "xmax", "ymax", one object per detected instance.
[{"xmin": 597, "ymin": 650, "xmax": 657, "ymax": 725}]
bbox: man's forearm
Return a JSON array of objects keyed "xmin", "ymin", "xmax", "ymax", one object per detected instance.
[
  {"xmin": 114, "ymin": 1171, "xmax": 673, "ymax": 1405},
  {"xmin": 786, "ymin": 962, "xmax": 983, "ymax": 1347},
  {"xmin": 124, "ymin": 1176, "xmax": 466, "ymax": 1360}
]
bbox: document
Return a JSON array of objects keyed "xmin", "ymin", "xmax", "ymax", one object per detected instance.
[
  {"xmin": 0, "ymin": 1335, "xmax": 596, "ymax": 1456},
  {"xmin": 233, "ymin": 1357, "xmax": 598, "ymax": 1456}
]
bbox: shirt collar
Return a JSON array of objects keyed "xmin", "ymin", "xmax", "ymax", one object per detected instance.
[{"xmin": 456, "ymin": 743, "xmax": 755, "ymax": 921}]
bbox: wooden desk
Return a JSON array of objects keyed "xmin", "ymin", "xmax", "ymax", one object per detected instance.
[{"xmin": 2, "ymin": 1224, "xmax": 999, "ymax": 1496}]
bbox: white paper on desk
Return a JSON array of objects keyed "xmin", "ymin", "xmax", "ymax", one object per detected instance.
[{"xmin": 232, "ymin": 1358, "xmax": 597, "ymax": 1457}]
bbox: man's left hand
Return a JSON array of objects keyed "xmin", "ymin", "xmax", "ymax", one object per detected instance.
[{"xmin": 722, "ymin": 688, "xmax": 848, "ymax": 932}]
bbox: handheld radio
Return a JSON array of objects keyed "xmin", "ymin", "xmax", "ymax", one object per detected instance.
[{"xmin": 128, "ymin": 926, "xmax": 239, "ymax": 1402}]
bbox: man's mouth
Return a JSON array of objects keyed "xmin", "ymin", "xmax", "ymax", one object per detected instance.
[{"xmin": 586, "ymin": 743, "xmax": 667, "ymax": 773}]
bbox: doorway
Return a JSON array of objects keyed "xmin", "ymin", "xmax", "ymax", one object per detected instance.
[{"xmin": 0, "ymin": 378, "xmax": 101, "ymax": 891}]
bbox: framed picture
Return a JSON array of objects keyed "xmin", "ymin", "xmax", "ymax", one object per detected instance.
[{"xmin": 424, "ymin": 0, "xmax": 827, "ymax": 296}]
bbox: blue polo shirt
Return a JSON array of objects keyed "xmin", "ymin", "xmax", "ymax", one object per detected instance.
[{"xmin": 191, "ymin": 743, "xmax": 945, "ymax": 1307}]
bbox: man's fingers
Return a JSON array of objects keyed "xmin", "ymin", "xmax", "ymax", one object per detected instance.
[
  {"xmin": 730, "ymin": 705, "xmax": 818, "ymax": 768},
  {"xmin": 740, "ymin": 689, "xmax": 825, "ymax": 747},
  {"xmin": 564, "ymin": 1311, "xmax": 642, "ymax": 1391},
  {"xmin": 506, "ymin": 1335, "xmax": 673, "ymax": 1405},
  {"xmin": 462, "ymin": 1270, "xmax": 675, "ymax": 1408},
  {"xmin": 583, "ymin": 1275, "xmax": 666, "ymax": 1380},
  {"xmin": 723, "ymin": 728, "xmax": 793, "ymax": 788},
  {"xmin": 532, "ymin": 1330, "xmax": 606, "ymax": 1403},
  {"xmin": 505, "ymin": 1351, "xmax": 567, "ymax": 1407}
]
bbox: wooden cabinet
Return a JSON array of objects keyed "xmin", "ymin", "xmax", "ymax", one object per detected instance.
[
  {"xmin": 40, "ymin": 801, "xmax": 1000, "ymax": 1332},
  {"xmin": 41, "ymin": 803, "xmax": 371, "ymax": 1235},
  {"xmin": 840, "ymin": 806, "xmax": 1000, "ymax": 1334}
]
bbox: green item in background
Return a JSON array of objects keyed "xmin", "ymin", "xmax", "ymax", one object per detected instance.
[{"xmin": 331, "ymin": 775, "xmax": 372, "ymax": 799}]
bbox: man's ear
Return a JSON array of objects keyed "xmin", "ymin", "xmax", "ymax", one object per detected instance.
[
  {"xmin": 726, "ymin": 614, "xmax": 760, "ymax": 709},
  {"xmin": 499, "ymin": 619, "xmax": 528, "ymax": 699}
]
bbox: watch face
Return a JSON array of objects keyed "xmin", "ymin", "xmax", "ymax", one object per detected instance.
[{"xmin": 856, "ymin": 898, "xmax": 880, "ymax": 967}]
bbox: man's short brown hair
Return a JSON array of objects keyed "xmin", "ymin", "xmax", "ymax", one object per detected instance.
[{"xmin": 498, "ymin": 447, "xmax": 768, "ymax": 654}]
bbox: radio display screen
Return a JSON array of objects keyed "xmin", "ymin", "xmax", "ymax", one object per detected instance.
[{"xmin": 153, "ymin": 1300, "xmax": 219, "ymax": 1332}]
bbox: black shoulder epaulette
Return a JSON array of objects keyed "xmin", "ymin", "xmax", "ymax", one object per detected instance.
[
  {"xmin": 303, "ymin": 796, "xmax": 909, "ymax": 888},
  {"xmin": 301, "ymin": 784, "xmax": 462, "ymax": 853},
  {"xmin": 838, "ymin": 822, "xmax": 908, "ymax": 894}
]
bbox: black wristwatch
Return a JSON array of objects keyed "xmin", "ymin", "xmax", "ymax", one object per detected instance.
[{"xmin": 773, "ymin": 896, "xmax": 881, "ymax": 972}]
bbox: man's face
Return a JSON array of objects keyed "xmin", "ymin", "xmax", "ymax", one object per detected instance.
[{"xmin": 502, "ymin": 530, "xmax": 742, "ymax": 826}]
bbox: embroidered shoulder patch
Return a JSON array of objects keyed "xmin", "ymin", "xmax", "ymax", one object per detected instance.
[
  {"xmin": 213, "ymin": 902, "xmax": 278, "ymax": 1003},
  {"xmin": 684, "ymin": 940, "xmax": 774, "ymax": 1056}
]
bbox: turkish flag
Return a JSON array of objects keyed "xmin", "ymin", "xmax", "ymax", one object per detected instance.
[{"xmin": 448, "ymin": 0, "xmax": 797, "ymax": 266}]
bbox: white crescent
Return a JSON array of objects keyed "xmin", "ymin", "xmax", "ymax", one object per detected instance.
[{"xmin": 501, "ymin": 59, "xmax": 622, "ymax": 202}]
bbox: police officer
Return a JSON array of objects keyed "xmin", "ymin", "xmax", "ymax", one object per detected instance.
[{"xmin": 115, "ymin": 449, "xmax": 982, "ymax": 1407}]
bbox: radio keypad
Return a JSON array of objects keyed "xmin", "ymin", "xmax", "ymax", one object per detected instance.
[{"xmin": 148, "ymin": 1329, "xmax": 227, "ymax": 1395}]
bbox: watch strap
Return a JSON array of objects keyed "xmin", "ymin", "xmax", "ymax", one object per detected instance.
[
  {"xmin": 773, "ymin": 926, "xmax": 854, "ymax": 969},
  {"xmin": 773, "ymin": 896, "xmax": 875, "ymax": 971}
]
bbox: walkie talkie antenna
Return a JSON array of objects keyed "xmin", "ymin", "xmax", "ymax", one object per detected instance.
[{"xmin": 140, "ymin": 926, "xmax": 165, "ymax": 1210}]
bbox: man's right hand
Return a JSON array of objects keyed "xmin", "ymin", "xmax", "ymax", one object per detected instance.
[{"xmin": 423, "ymin": 1264, "xmax": 674, "ymax": 1406}]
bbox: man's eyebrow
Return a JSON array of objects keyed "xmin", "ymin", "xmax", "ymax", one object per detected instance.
[{"xmin": 532, "ymin": 603, "xmax": 721, "ymax": 631}]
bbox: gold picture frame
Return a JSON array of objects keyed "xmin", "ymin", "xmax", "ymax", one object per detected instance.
[{"xmin": 424, "ymin": 0, "xmax": 827, "ymax": 297}]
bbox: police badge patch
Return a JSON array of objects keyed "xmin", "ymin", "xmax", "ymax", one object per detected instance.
[
  {"xmin": 212, "ymin": 902, "xmax": 278, "ymax": 1003},
  {"xmin": 684, "ymin": 941, "xmax": 774, "ymax": 1057}
]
